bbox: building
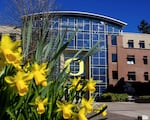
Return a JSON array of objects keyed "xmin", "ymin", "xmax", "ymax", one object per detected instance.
[
  {"xmin": 0, "ymin": 25, "xmax": 21, "ymax": 40},
  {"xmin": 108, "ymin": 32, "xmax": 150, "ymax": 95},
  {"xmin": 108, "ymin": 33, "xmax": 150, "ymax": 84},
  {"xmin": 32, "ymin": 11, "xmax": 126, "ymax": 96},
  {"xmin": 2, "ymin": 11, "xmax": 150, "ymax": 96}
]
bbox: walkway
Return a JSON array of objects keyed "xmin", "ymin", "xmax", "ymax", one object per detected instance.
[{"xmin": 93, "ymin": 102, "xmax": 150, "ymax": 120}]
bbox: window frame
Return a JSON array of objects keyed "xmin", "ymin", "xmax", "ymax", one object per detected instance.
[
  {"xmin": 127, "ymin": 55, "xmax": 135, "ymax": 64},
  {"xmin": 143, "ymin": 56, "xmax": 148, "ymax": 64},
  {"xmin": 112, "ymin": 71, "xmax": 118, "ymax": 80},
  {"xmin": 111, "ymin": 35, "xmax": 117, "ymax": 46},
  {"xmin": 128, "ymin": 40, "xmax": 134, "ymax": 48},
  {"xmin": 128, "ymin": 72, "xmax": 136, "ymax": 81},
  {"xmin": 112, "ymin": 53, "xmax": 117, "ymax": 62},
  {"xmin": 139, "ymin": 40, "xmax": 145, "ymax": 48},
  {"xmin": 144, "ymin": 72, "xmax": 149, "ymax": 81}
]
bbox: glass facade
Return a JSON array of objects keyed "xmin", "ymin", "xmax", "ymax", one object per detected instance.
[{"xmin": 32, "ymin": 12, "xmax": 124, "ymax": 96}]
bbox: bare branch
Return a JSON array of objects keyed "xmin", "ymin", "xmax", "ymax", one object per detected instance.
[{"xmin": 0, "ymin": 0, "xmax": 58, "ymax": 26}]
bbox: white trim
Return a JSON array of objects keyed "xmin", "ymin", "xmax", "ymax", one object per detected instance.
[{"xmin": 23, "ymin": 11, "xmax": 127, "ymax": 27}]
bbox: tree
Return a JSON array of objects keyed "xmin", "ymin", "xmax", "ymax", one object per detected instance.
[
  {"xmin": 0, "ymin": 0, "xmax": 61, "ymax": 59},
  {"xmin": 0, "ymin": 0, "xmax": 58, "ymax": 26},
  {"xmin": 137, "ymin": 19, "xmax": 150, "ymax": 34}
]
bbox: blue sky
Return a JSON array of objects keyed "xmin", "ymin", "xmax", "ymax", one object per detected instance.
[
  {"xmin": 55, "ymin": 0, "xmax": 150, "ymax": 33},
  {"xmin": 0, "ymin": 0, "xmax": 150, "ymax": 33}
]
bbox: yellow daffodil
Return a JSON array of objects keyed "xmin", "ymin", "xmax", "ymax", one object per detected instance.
[
  {"xmin": 84, "ymin": 78, "xmax": 96, "ymax": 93},
  {"xmin": 101, "ymin": 110, "xmax": 107, "ymax": 116},
  {"xmin": 35, "ymin": 97, "xmax": 48, "ymax": 114},
  {"xmin": 56, "ymin": 101, "xmax": 75, "ymax": 119},
  {"xmin": 95, "ymin": 103, "xmax": 107, "ymax": 117},
  {"xmin": 78, "ymin": 108, "xmax": 88, "ymax": 120},
  {"xmin": 5, "ymin": 71, "xmax": 33, "ymax": 96},
  {"xmin": 69, "ymin": 77, "xmax": 81, "ymax": 90},
  {"xmin": 81, "ymin": 97, "xmax": 94, "ymax": 113},
  {"xmin": 69, "ymin": 77, "xmax": 82, "ymax": 91},
  {"xmin": 76, "ymin": 84, "xmax": 83, "ymax": 91},
  {"xmin": 0, "ymin": 34, "xmax": 22, "ymax": 67},
  {"xmin": 32, "ymin": 62, "xmax": 48, "ymax": 86},
  {"xmin": 23, "ymin": 62, "xmax": 31, "ymax": 72}
]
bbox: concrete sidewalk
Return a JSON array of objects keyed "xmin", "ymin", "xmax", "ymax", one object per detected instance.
[
  {"xmin": 106, "ymin": 112, "xmax": 135, "ymax": 120},
  {"xmin": 89, "ymin": 112, "xmax": 135, "ymax": 120},
  {"xmin": 94, "ymin": 102, "xmax": 150, "ymax": 120}
]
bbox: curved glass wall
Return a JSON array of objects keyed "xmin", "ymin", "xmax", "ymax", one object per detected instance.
[{"xmin": 32, "ymin": 14, "xmax": 122, "ymax": 96}]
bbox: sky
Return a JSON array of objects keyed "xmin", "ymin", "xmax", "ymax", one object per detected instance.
[
  {"xmin": 0, "ymin": 0, "xmax": 150, "ymax": 33},
  {"xmin": 55, "ymin": 0, "xmax": 150, "ymax": 33}
]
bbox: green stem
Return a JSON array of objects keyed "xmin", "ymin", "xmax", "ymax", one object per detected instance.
[{"xmin": 88, "ymin": 106, "xmax": 107, "ymax": 119}]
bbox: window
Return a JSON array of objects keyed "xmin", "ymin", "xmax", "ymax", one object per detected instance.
[
  {"xmin": 84, "ymin": 24, "xmax": 89, "ymax": 31},
  {"xmin": 127, "ymin": 55, "xmax": 135, "ymax": 64},
  {"xmin": 10, "ymin": 33, "xmax": 16, "ymax": 41},
  {"xmin": 93, "ymin": 34, "xmax": 98, "ymax": 40},
  {"xmin": 100, "ymin": 58, "xmax": 106, "ymax": 65},
  {"xmin": 70, "ymin": 60, "xmax": 80, "ymax": 74},
  {"xmin": 93, "ymin": 24, "xmax": 98, "ymax": 31},
  {"xmin": 139, "ymin": 41, "xmax": 145, "ymax": 48},
  {"xmin": 112, "ymin": 53, "xmax": 117, "ymax": 62},
  {"xmin": 128, "ymin": 72, "xmax": 136, "ymax": 81},
  {"xmin": 112, "ymin": 71, "xmax": 118, "ymax": 79},
  {"xmin": 128, "ymin": 40, "xmax": 134, "ymax": 48},
  {"xmin": 144, "ymin": 72, "xmax": 149, "ymax": 81},
  {"xmin": 100, "ymin": 68, "xmax": 105, "ymax": 75},
  {"xmin": 143, "ymin": 56, "xmax": 148, "ymax": 64},
  {"xmin": 77, "ymin": 33, "xmax": 83, "ymax": 39},
  {"xmin": 111, "ymin": 35, "xmax": 117, "ymax": 45},
  {"xmin": 108, "ymin": 25, "xmax": 113, "ymax": 33}
]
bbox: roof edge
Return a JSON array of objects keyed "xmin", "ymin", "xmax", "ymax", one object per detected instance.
[
  {"xmin": 53, "ymin": 11, "xmax": 127, "ymax": 26},
  {"xmin": 23, "ymin": 11, "xmax": 127, "ymax": 27}
]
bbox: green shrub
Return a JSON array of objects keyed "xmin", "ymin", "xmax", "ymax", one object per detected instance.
[
  {"xmin": 135, "ymin": 95, "xmax": 150, "ymax": 103},
  {"xmin": 99, "ymin": 93, "xmax": 128, "ymax": 102},
  {"xmin": 139, "ymin": 95, "xmax": 150, "ymax": 99}
]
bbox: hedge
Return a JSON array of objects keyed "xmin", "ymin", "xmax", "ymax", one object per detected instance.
[{"xmin": 99, "ymin": 93, "xmax": 128, "ymax": 102}]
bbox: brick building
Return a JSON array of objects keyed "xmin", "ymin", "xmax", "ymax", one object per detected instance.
[{"xmin": 108, "ymin": 33, "xmax": 150, "ymax": 95}]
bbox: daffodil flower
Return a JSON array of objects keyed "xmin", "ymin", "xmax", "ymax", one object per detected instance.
[
  {"xmin": 5, "ymin": 71, "xmax": 33, "ymax": 96},
  {"xmin": 69, "ymin": 77, "xmax": 81, "ymax": 89},
  {"xmin": 32, "ymin": 62, "xmax": 48, "ymax": 86},
  {"xmin": 56, "ymin": 101, "xmax": 75, "ymax": 119},
  {"xmin": 76, "ymin": 84, "xmax": 83, "ymax": 91},
  {"xmin": 0, "ymin": 34, "xmax": 22, "ymax": 67},
  {"xmin": 35, "ymin": 97, "xmax": 48, "ymax": 114},
  {"xmin": 78, "ymin": 108, "xmax": 88, "ymax": 120},
  {"xmin": 95, "ymin": 103, "xmax": 107, "ymax": 117},
  {"xmin": 23, "ymin": 62, "xmax": 31, "ymax": 72},
  {"xmin": 81, "ymin": 97, "xmax": 94, "ymax": 113},
  {"xmin": 101, "ymin": 110, "xmax": 107, "ymax": 116},
  {"xmin": 69, "ymin": 77, "xmax": 82, "ymax": 91},
  {"xmin": 83, "ymin": 78, "xmax": 96, "ymax": 93}
]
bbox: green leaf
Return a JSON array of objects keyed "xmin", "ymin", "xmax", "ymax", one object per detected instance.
[
  {"xmin": 51, "ymin": 29, "xmax": 77, "ymax": 62},
  {"xmin": 22, "ymin": 17, "xmax": 33, "ymax": 60},
  {"xmin": 6, "ymin": 108, "xmax": 16, "ymax": 119}
]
